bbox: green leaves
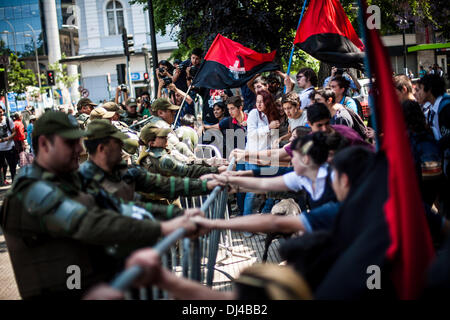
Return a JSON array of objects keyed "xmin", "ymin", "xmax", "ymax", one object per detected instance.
[{"xmin": 6, "ymin": 53, "xmax": 37, "ymax": 95}]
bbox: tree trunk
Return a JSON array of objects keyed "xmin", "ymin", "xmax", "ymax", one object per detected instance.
[{"xmin": 318, "ymin": 62, "xmax": 332, "ymax": 87}]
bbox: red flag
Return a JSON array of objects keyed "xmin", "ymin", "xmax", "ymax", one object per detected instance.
[
  {"xmin": 294, "ymin": 0, "xmax": 364, "ymax": 68},
  {"xmin": 192, "ymin": 34, "xmax": 279, "ymax": 89},
  {"xmin": 361, "ymin": 0, "xmax": 435, "ymax": 299}
]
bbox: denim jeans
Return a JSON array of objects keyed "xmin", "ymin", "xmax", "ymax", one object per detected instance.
[
  {"xmin": 243, "ymin": 162, "xmax": 259, "ymax": 215},
  {"xmin": 235, "ymin": 162, "xmax": 246, "ymax": 215}
]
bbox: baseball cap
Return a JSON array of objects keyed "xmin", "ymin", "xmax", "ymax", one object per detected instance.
[
  {"xmin": 125, "ymin": 98, "xmax": 138, "ymax": 107},
  {"xmin": 103, "ymin": 102, "xmax": 125, "ymax": 114},
  {"xmin": 89, "ymin": 107, "xmax": 116, "ymax": 120},
  {"xmin": 151, "ymin": 98, "xmax": 180, "ymax": 112},
  {"xmin": 33, "ymin": 111, "xmax": 88, "ymax": 139},
  {"xmin": 85, "ymin": 119, "xmax": 129, "ymax": 141},
  {"xmin": 140, "ymin": 123, "xmax": 171, "ymax": 144},
  {"xmin": 77, "ymin": 98, "xmax": 97, "ymax": 109}
]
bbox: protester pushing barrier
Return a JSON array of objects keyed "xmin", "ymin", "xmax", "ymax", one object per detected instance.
[{"xmin": 109, "ymin": 157, "xmax": 236, "ymax": 295}]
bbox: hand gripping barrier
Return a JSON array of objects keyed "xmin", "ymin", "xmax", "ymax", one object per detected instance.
[{"xmin": 110, "ymin": 157, "xmax": 240, "ymax": 297}]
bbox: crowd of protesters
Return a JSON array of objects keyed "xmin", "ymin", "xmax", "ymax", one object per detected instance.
[{"xmin": 1, "ymin": 46, "xmax": 449, "ymax": 301}]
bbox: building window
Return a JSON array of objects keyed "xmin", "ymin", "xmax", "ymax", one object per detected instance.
[{"xmin": 106, "ymin": 0, "xmax": 124, "ymax": 36}]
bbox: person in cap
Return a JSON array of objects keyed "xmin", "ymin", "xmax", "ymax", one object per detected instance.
[
  {"xmin": 103, "ymin": 101, "xmax": 125, "ymax": 122},
  {"xmin": 148, "ymin": 98, "xmax": 195, "ymax": 159},
  {"xmin": 137, "ymin": 123, "xmax": 226, "ymax": 178},
  {"xmin": 0, "ymin": 111, "xmax": 202, "ymax": 300},
  {"xmin": 120, "ymin": 98, "xmax": 143, "ymax": 126},
  {"xmin": 80, "ymin": 120, "xmax": 222, "ymax": 220},
  {"xmin": 76, "ymin": 98, "xmax": 97, "ymax": 129},
  {"xmin": 89, "ymin": 106, "xmax": 116, "ymax": 121}
]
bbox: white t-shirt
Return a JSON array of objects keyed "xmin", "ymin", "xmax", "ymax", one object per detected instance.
[
  {"xmin": 299, "ymin": 87, "xmax": 314, "ymax": 110},
  {"xmin": 0, "ymin": 117, "xmax": 15, "ymax": 151},
  {"xmin": 282, "ymin": 163, "xmax": 331, "ymax": 201},
  {"xmin": 289, "ymin": 114, "xmax": 307, "ymax": 130},
  {"xmin": 246, "ymin": 108, "xmax": 276, "ymax": 151}
]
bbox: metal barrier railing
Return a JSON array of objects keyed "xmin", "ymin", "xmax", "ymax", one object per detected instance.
[{"xmin": 110, "ymin": 157, "xmax": 237, "ymax": 297}]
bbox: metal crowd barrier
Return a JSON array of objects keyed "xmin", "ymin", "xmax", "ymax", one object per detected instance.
[{"xmin": 110, "ymin": 156, "xmax": 239, "ymax": 298}]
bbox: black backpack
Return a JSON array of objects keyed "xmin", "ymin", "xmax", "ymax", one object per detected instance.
[{"xmin": 345, "ymin": 96, "xmax": 365, "ymax": 120}]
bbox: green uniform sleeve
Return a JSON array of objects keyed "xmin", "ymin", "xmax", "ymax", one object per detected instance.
[
  {"xmin": 131, "ymin": 167, "xmax": 210, "ymax": 199},
  {"xmin": 141, "ymin": 202, "xmax": 184, "ymax": 221},
  {"xmin": 19, "ymin": 180, "xmax": 162, "ymax": 247},
  {"xmin": 160, "ymin": 155, "xmax": 219, "ymax": 179},
  {"xmin": 71, "ymin": 207, "xmax": 162, "ymax": 247},
  {"xmin": 184, "ymin": 163, "xmax": 219, "ymax": 179}
]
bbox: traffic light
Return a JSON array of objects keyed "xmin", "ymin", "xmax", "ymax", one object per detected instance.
[
  {"xmin": 143, "ymin": 72, "xmax": 149, "ymax": 83},
  {"xmin": 121, "ymin": 28, "xmax": 135, "ymax": 58},
  {"xmin": 116, "ymin": 64, "xmax": 126, "ymax": 85},
  {"xmin": 46, "ymin": 70, "xmax": 55, "ymax": 86},
  {"xmin": 0, "ymin": 68, "xmax": 8, "ymax": 94}
]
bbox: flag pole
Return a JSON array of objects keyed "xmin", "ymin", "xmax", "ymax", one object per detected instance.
[
  {"xmin": 172, "ymin": 83, "xmax": 192, "ymax": 130},
  {"xmin": 356, "ymin": 0, "xmax": 379, "ymax": 151},
  {"xmin": 284, "ymin": 0, "xmax": 309, "ymax": 93}
]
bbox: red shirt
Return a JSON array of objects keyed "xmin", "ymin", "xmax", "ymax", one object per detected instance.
[{"xmin": 14, "ymin": 120, "xmax": 25, "ymax": 141}]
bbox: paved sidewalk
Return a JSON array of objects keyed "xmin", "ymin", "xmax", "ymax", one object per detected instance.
[{"xmin": 0, "ymin": 183, "xmax": 21, "ymax": 300}]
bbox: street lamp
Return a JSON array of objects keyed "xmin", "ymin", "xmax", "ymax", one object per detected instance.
[
  {"xmin": 24, "ymin": 29, "xmax": 41, "ymax": 90},
  {"xmin": 3, "ymin": 20, "xmax": 17, "ymax": 55},
  {"xmin": 395, "ymin": 14, "xmax": 410, "ymax": 74}
]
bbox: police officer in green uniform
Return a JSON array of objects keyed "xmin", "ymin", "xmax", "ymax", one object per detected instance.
[
  {"xmin": 76, "ymin": 98, "xmax": 97, "ymax": 129},
  {"xmin": 80, "ymin": 120, "xmax": 222, "ymax": 220},
  {"xmin": 137, "ymin": 123, "xmax": 227, "ymax": 178},
  {"xmin": 0, "ymin": 111, "xmax": 201, "ymax": 300},
  {"xmin": 148, "ymin": 98, "xmax": 196, "ymax": 160},
  {"xmin": 120, "ymin": 98, "xmax": 142, "ymax": 126}
]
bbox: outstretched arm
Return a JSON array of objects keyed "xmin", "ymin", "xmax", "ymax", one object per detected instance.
[
  {"xmin": 213, "ymin": 174, "xmax": 290, "ymax": 193},
  {"xmin": 193, "ymin": 214, "xmax": 304, "ymax": 234}
]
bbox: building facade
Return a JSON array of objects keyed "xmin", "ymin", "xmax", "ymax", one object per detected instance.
[{"xmin": 62, "ymin": 0, "xmax": 178, "ymax": 103}]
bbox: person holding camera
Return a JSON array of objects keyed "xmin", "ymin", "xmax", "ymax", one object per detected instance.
[
  {"xmin": 137, "ymin": 91, "xmax": 152, "ymax": 118},
  {"xmin": 115, "ymin": 85, "xmax": 129, "ymax": 107},
  {"xmin": 173, "ymin": 48, "xmax": 203, "ymax": 92},
  {"xmin": 323, "ymin": 66, "xmax": 361, "ymax": 94}
]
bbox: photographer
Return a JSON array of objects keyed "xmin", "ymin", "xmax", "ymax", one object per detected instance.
[
  {"xmin": 137, "ymin": 91, "xmax": 152, "ymax": 118},
  {"xmin": 173, "ymin": 48, "xmax": 203, "ymax": 92},
  {"xmin": 323, "ymin": 66, "xmax": 361, "ymax": 94},
  {"xmin": 115, "ymin": 85, "xmax": 129, "ymax": 107}
]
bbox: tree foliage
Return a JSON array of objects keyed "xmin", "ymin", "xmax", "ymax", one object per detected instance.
[
  {"xmin": 6, "ymin": 53, "xmax": 37, "ymax": 95},
  {"xmin": 132, "ymin": 0, "xmax": 448, "ymax": 73},
  {"xmin": 47, "ymin": 54, "xmax": 79, "ymax": 90}
]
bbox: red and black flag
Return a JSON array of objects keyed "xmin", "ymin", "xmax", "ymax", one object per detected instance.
[
  {"xmin": 309, "ymin": 0, "xmax": 435, "ymax": 300},
  {"xmin": 362, "ymin": 0, "xmax": 435, "ymax": 299},
  {"xmin": 294, "ymin": 0, "xmax": 365, "ymax": 69},
  {"xmin": 192, "ymin": 34, "xmax": 279, "ymax": 89}
]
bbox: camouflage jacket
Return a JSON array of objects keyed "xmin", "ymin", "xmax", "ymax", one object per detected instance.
[
  {"xmin": 137, "ymin": 147, "xmax": 219, "ymax": 178},
  {"xmin": 79, "ymin": 160, "xmax": 211, "ymax": 219},
  {"xmin": 0, "ymin": 163, "xmax": 162, "ymax": 299}
]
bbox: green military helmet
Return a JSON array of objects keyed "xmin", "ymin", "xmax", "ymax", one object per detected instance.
[
  {"xmin": 33, "ymin": 111, "xmax": 89, "ymax": 139},
  {"xmin": 77, "ymin": 97, "xmax": 97, "ymax": 110},
  {"xmin": 103, "ymin": 101, "xmax": 125, "ymax": 115},
  {"xmin": 125, "ymin": 98, "xmax": 138, "ymax": 108},
  {"xmin": 86, "ymin": 119, "xmax": 129, "ymax": 141},
  {"xmin": 140, "ymin": 123, "xmax": 171, "ymax": 145},
  {"xmin": 89, "ymin": 107, "xmax": 116, "ymax": 120},
  {"xmin": 123, "ymin": 138, "xmax": 139, "ymax": 155},
  {"xmin": 151, "ymin": 98, "xmax": 180, "ymax": 113}
]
